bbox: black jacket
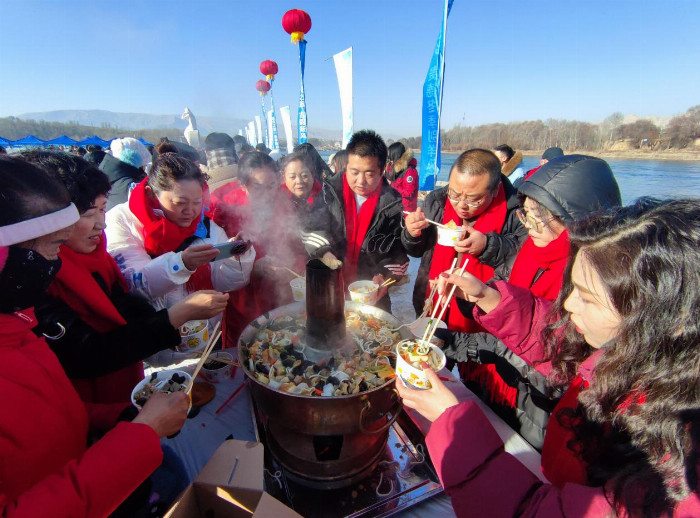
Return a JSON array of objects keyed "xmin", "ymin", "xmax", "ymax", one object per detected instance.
[
  {"xmin": 33, "ymin": 273, "xmax": 180, "ymax": 379},
  {"xmin": 401, "ymin": 175, "xmax": 527, "ymax": 315},
  {"xmin": 99, "ymin": 154, "xmax": 146, "ymax": 211},
  {"xmin": 307, "ymin": 173, "xmax": 408, "ymax": 310}
]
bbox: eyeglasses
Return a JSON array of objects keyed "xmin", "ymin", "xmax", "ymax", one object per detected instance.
[
  {"xmin": 516, "ymin": 208, "xmax": 555, "ymax": 233},
  {"xmin": 447, "ymin": 189, "xmax": 491, "ymax": 208}
]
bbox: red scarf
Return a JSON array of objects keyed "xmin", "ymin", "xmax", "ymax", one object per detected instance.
[
  {"xmin": 509, "ymin": 230, "xmax": 570, "ymax": 301},
  {"xmin": 281, "ymin": 180, "xmax": 323, "ymax": 208},
  {"xmin": 427, "ymin": 183, "xmax": 513, "ymax": 406},
  {"xmin": 427, "ymin": 182, "xmax": 507, "ymax": 332},
  {"xmin": 48, "ymin": 235, "xmax": 143, "ymax": 404},
  {"xmin": 342, "ymin": 174, "xmax": 381, "ymax": 284},
  {"xmin": 129, "ymin": 178, "xmax": 213, "ymax": 292}
]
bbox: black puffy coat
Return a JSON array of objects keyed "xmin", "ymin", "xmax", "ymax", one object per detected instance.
[
  {"xmin": 401, "ymin": 175, "xmax": 527, "ymax": 316},
  {"xmin": 308, "ymin": 172, "xmax": 408, "ymax": 311},
  {"xmin": 99, "ymin": 154, "xmax": 146, "ymax": 211}
]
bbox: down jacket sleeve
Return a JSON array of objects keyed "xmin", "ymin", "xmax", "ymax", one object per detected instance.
[
  {"xmin": 0, "ymin": 422, "xmax": 163, "ymax": 518},
  {"xmin": 426, "ymin": 402, "xmax": 616, "ymax": 517}
]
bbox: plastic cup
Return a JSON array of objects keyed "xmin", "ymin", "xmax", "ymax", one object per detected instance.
[
  {"xmin": 201, "ymin": 352, "xmax": 234, "ymax": 383},
  {"xmin": 348, "ymin": 280, "xmax": 380, "ymax": 305},
  {"xmin": 437, "ymin": 225, "xmax": 465, "ymax": 247},
  {"xmin": 176, "ymin": 320, "xmax": 210, "ymax": 352},
  {"xmin": 290, "ymin": 277, "xmax": 306, "ymax": 301},
  {"xmin": 395, "ymin": 339, "xmax": 447, "ymax": 390},
  {"xmin": 131, "ymin": 369, "xmax": 192, "ymax": 410}
]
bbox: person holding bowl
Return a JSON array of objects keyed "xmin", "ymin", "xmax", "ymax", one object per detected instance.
[{"xmin": 0, "ymin": 156, "xmax": 189, "ymax": 517}]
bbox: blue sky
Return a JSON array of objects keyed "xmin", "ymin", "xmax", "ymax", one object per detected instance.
[{"xmin": 0, "ymin": 0, "xmax": 698, "ymax": 137}]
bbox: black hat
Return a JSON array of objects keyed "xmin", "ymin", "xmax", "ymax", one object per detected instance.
[{"xmin": 542, "ymin": 147, "xmax": 564, "ymax": 161}]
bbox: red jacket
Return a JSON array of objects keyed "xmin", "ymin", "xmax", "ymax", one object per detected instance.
[
  {"xmin": 0, "ymin": 310, "xmax": 163, "ymax": 517},
  {"xmin": 425, "ymin": 282, "xmax": 700, "ymax": 516},
  {"xmin": 391, "ymin": 157, "xmax": 419, "ymax": 212}
]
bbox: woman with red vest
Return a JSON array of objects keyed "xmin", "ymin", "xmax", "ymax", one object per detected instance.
[
  {"xmin": 0, "ymin": 156, "xmax": 188, "ymax": 517},
  {"xmin": 208, "ymin": 151, "xmax": 307, "ymax": 347},
  {"xmin": 385, "ymin": 142, "xmax": 419, "ymax": 212},
  {"xmin": 20, "ymin": 151, "xmax": 227, "ymax": 405},
  {"xmin": 398, "ymin": 198, "xmax": 700, "ymax": 517}
]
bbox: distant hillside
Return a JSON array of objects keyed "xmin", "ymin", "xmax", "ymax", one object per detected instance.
[{"xmin": 16, "ymin": 109, "xmax": 342, "ymax": 141}]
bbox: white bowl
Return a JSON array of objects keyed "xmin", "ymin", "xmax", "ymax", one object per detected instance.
[
  {"xmin": 348, "ymin": 280, "xmax": 379, "ymax": 305},
  {"xmin": 131, "ymin": 369, "xmax": 192, "ymax": 410},
  {"xmin": 437, "ymin": 225, "xmax": 465, "ymax": 247},
  {"xmin": 201, "ymin": 351, "xmax": 234, "ymax": 383},
  {"xmin": 176, "ymin": 319, "xmax": 210, "ymax": 352},
  {"xmin": 395, "ymin": 339, "xmax": 446, "ymax": 390},
  {"xmin": 290, "ymin": 277, "xmax": 306, "ymax": 301}
]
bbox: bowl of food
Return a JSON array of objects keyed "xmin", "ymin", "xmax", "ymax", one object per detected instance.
[
  {"xmin": 408, "ymin": 317, "xmax": 448, "ymax": 346},
  {"xmin": 290, "ymin": 277, "xmax": 306, "ymax": 302},
  {"xmin": 201, "ymin": 351, "xmax": 234, "ymax": 383},
  {"xmin": 395, "ymin": 339, "xmax": 446, "ymax": 390},
  {"xmin": 131, "ymin": 370, "xmax": 192, "ymax": 410},
  {"xmin": 436, "ymin": 221, "xmax": 465, "ymax": 247},
  {"xmin": 176, "ymin": 319, "xmax": 209, "ymax": 352},
  {"xmin": 348, "ymin": 280, "xmax": 380, "ymax": 305}
]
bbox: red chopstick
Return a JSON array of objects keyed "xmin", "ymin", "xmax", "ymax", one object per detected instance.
[{"xmin": 215, "ymin": 383, "xmax": 245, "ymax": 414}]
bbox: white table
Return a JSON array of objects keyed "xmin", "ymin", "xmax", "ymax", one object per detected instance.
[{"xmin": 165, "ymin": 364, "xmax": 545, "ymax": 518}]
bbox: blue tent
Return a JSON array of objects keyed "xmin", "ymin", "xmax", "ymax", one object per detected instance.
[
  {"xmin": 44, "ymin": 135, "xmax": 77, "ymax": 146},
  {"xmin": 11, "ymin": 135, "xmax": 45, "ymax": 147},
  {"xmin": 138, "ymin": 137, "xmax": 153, "ymax": 147},
  {"xmin": 0, "ymin": 136, "xmax": 11, "ymax": 147},
  {"xmin": 76, "ymin": 135, "xmax": 110, "ymax": 148}
]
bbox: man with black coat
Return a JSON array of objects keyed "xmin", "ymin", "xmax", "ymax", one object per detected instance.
[
  {"xmin": 403, "ymin": 149, "xmax": 527, "ymax": 321},
  {"xmin": 309, "ymin": 130, "xmax": 408, "ymax": 312}
]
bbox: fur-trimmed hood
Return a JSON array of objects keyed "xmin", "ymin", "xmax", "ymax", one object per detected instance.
[
  {"xmin": 501, "ymin": 150, "xmax": 523, "ymax": 177},
  {"xmin": 393, "ymin": 149, "xmax": 415, "ymax": 174}
]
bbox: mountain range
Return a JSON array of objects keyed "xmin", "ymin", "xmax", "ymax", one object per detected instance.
[{"xmin": 17, "ymin": 109, "xmax": 342, "ymax": 141}]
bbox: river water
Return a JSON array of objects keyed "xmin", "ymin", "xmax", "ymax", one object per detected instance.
[{"xmin": 320, "ymin": 151, "xmax": 700, "ymax": 204}]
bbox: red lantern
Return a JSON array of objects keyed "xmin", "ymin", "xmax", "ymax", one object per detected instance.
[
  {"xmin": 260, "ymin": 60, "xmax": 278, "ymax": 81},
  {"xmin": 282, "ymin": 9, "xmax": 311, "ymax": 44},
  {"xmin": 255, "ymin": 79, "xmax": 271, "ymax": 96}
]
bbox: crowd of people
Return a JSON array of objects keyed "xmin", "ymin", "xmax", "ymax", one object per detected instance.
[{"xmin": 1, "ymin": 129, "xmax": 699, "ymax": 518}]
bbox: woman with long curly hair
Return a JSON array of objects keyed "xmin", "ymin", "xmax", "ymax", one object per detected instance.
[{"xmin": 397, "ymin": 198, "xmax": 700, "ymax": 517}]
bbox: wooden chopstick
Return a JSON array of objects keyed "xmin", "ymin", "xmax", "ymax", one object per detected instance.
[
  {"xmin": 420, "ymin": 258, "xmax": 458, "ymax": 344},
  {"xmin": 403, "ymin": 210, "xmax": 449, "ymax": 229},
  {"xmin": 215, "ymin": 383, "xmax": 246, "ymax": 415},
  {"xmin": 281, "ymin": 266, "xmax": 305, "ymax": 279},
  {"xmin": 186, "ymin": 321, "xmax": 221, "ymax": 392},
  {"xmin": 379, "ymin": 278, "xmax": 397, "ymax": 288},
  {"xmin": 424, "ymin": 260, "xmax": 469, "ymax": 346}
]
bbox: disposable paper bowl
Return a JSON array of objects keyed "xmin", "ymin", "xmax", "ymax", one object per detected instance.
[
  {"xmin": 395, "ymin": 339, "xmax": 446, "ymax": 390},
  {"xmin": 408, "ymin": 317, "xmax": 448, "ymax": 346},
  {"xmin": 176, "ymin": 319, "xmax": 210, "ymax": 352},
  {"xmin": 131, "ymin": 369, "xmax": 192, "ymax": 410},
  {"xmin": 290, "ymin": 277, "xmax": 306, "ymax": 302},
  {"xmin": 348, "ymin": 280, "xmax": 379, "ymax": 305},
  {"xmin": 437, "ymin": 225, "xmax": 465, "ymax": 247},
  {"xmin": 201, "ymin": 352, "xmax": 234, "ymax": 383}
]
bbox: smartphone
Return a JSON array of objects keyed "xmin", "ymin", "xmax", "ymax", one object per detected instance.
[{"xmin": 211, "ymin": 240, "xmax": 252, "ymax": 262}]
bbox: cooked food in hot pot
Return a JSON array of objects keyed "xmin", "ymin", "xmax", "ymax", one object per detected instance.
[{"xmin": 241, "ymin": 310, "xmax": 401, "ymax": 396}]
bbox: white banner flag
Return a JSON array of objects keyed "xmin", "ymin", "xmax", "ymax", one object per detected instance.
[
  {"xmin": 266, "ymin": 109, "xmax": 275, "ymax": 151},
  {"xmin": 254, "ymin": 116, "xmax": 264, "ymax": 146},
  {"xmin": 333, "ymin": 47, "xmax": 353, "ymax": 149},
  {"xmin": 247, "ymin": 121, "xmax": 257, "ymax": 146},
  {"xmin": 280, "ymin": 105, "xmax": 294, "ymax": 153}
]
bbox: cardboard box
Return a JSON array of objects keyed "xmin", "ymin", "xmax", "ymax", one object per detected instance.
[{"xmin": 165, "ymin": 440, "xmax": 302, "ymax": 518}]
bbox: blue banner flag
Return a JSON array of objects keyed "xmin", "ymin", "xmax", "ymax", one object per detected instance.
[
  {"xmin": 298, "ymin": 40, "xmax": 308, "ymax": 144},
  {"xmin": 260, "ymin": 96, "xmax": 270, "ymax": 148},
  {"xmin": 419, "ymin": 0, "xmax": 454, "ymax": 190},
  {"xmin": 269, "ymin": 81, "xmax": 280, "ymax": 151}
]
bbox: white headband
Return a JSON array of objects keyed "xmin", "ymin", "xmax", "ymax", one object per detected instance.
[{"xmin": 0, "ymin": 203, "xmax": 80, "ymax": 246}]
